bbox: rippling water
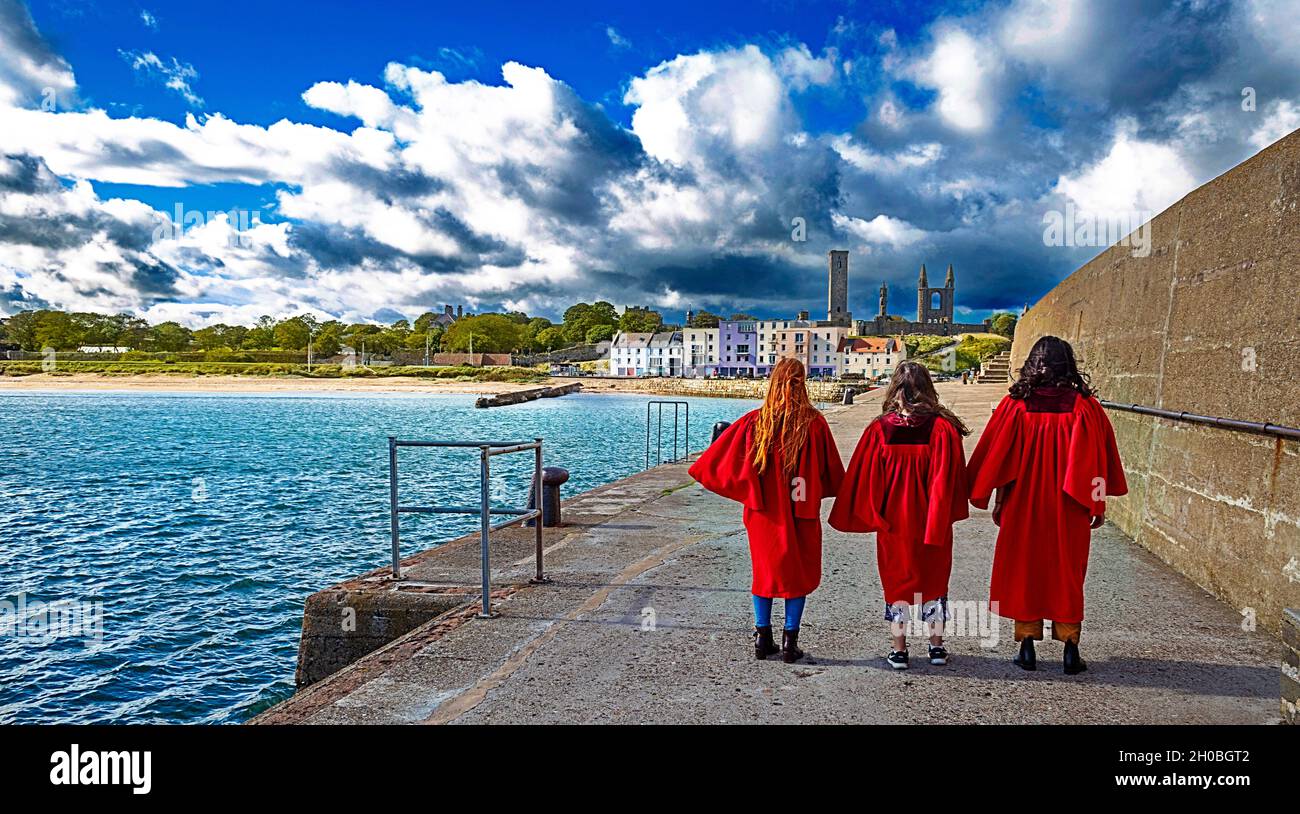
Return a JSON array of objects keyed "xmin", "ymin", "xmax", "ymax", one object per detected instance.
[{"xmin": 0, "ymin": 389, "xmax": 755, "ymax": 724}]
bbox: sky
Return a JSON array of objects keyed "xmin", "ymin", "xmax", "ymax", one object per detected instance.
[{"xmin": 0, "ymin": 0, "xmax": 1298, "ymax": 328}]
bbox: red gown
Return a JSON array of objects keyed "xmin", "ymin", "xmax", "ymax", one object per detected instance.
[
  {"xmin": 688, "ymin": 410, "xmax": 844, "ymax": 598},
  {"xmin": 828, "ymin": 412, "xmax": 969, "ymax": 604},
  {"xmin": 967, "ymin": 386, "xmax": 1128, "ymax": 623}
]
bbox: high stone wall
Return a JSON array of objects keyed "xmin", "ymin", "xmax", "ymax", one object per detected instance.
[{"xmin": 1012, "ymin": 128, "xmax": 1300, "ymax": 634}]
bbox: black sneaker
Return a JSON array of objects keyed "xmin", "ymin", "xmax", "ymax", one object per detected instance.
[
  {"xmin": 886, "ymin": 650, "xmax": 909, "ymax": 670},
  {"xmin": 928, "ymin": 645, "xmax": 948, "ymax": 666}
]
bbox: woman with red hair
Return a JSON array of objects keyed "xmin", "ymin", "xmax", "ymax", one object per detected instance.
[{"xmin": 689, "ymin": 358, "xmax": 844, "ymax": 663}]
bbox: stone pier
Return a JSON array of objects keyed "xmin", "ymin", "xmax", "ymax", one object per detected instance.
[{"xmin": 255, "ymin": 383, "xmax": 1283, "ymax": 725}]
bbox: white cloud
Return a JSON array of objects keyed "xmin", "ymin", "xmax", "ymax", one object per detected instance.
[
  {"xmin": 625, "ymin": 46, "xmax": 789, "ymax": 166},
  {"xmin": 120, "ymin": 50, "xmax": 203, "ymax": 107},
  {"xmin": 1249, "ymin": 99, "xmax": 1300, "ymax": 149},
  {"xmin": 606, "ymin": 26, "xmax": 630, "ymax": 49},
  {"xmin": 832, "ymin": 212, "xmax": 929, "ymax": 248},
  {"xmin": 776, "ymin": 44, "xmax": 837, "ymax": 91},
  {"xmin": 140, "ymin": 10, "xmax": 158, "ymax": 30},
  {"xmin": 904, "ymin": 26, "xmax": 1001, "ymax": 132},
  {"xmin": 832, "ymin": 135, "xmax": 943, "ymax": 174},
  {"xmin": 998, "ymin": 0, "xmax": 1092, "ymax": 65},
  {"xmin": 1054, "ymin": 121, "xmax": 1196, "ymax": 215}
]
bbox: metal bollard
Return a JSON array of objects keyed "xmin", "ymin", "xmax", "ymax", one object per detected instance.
[
  {"xmin": 842, "ymin": 388, "xmax": 855, "ymax": 405},
  {"xmin": 527, "ymin": 466, "xmax": 569, "ymax": 527},
  {"xmin": 711, "ymin": 421, "xmax": 732, "ymax": 442}
]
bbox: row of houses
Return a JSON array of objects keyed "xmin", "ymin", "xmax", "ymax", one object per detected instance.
[{"xmin": 607, "ymin": 319, "xmax": 907, "ymax": 379}]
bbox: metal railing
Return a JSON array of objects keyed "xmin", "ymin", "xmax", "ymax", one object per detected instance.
[
  {"xmin": 1100, "ymin": 401, "xmax": 1300, "ymax": 442},
  {"xmin": 645, "ymin": 400, "xmax": 690, "ymax": 468},
  {"xmin": 387, "ymin": 437, "xmax": 546, "ymax": 618}
]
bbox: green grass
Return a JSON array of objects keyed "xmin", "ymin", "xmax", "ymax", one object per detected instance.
[
  {"xmin": 0, "ymin": 360, "xmax": 547, "ymax": 383},
  {"xmin": 913, "ymin": 333, "xmax": 1011, "ymax": 372}
]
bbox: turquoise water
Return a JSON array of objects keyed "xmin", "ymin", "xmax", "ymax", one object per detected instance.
[{"xmin": 0, "ymin": 390, "xmax": 755, "ymax": 724}]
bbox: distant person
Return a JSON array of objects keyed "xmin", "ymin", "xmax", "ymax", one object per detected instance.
[
  {"xmin": 829, "ymin": 362, "xmax": 970, "ymax": 670},
  {"xmin": 689, "ymin": 358, "xmax": 844, "ymax": 663},
  {"xmin": 966, "ymin": 336, "xmax": 1127, "ymax": 674},
  {"xmin": 960, "ymin": 370, "xmax": 969, "ymax": 385}
]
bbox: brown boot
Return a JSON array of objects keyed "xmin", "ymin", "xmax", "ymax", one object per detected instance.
[
  {"xmin": 753, "ymin": 626, "xmax": 778, "ymax": 659},
  {"xmin": 781, "ymin": 628, "xmax": 805, "ymax": 663}
]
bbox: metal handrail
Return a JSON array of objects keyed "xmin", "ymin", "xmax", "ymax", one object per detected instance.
[
  {"xmin": 645, "ymin": 400, "xmax": 690, "ymax": 468},
  {"xmin": 387, "ymin": 436, "xmax": 545, "ymax": 618},
  {"xmin": 1099, "ymin": 401, "xmax": 1300, "ymax": 442}
]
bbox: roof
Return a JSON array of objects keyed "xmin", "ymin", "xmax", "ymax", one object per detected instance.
[
  {"xmin": 648, "ymin": 330, "xmax": 681, "ymax": 347},
  {"xmin": 840, "ymin": 336, "xmax": 896, "ymax": 354},
  {"xmin": 611, "ymin": 332, "xmax": 654, "ymax": 348}
]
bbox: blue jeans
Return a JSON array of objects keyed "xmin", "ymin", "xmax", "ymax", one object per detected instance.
[{"xmin": 753, "ymin": 595, "xmax": 806, "ymax": 630}]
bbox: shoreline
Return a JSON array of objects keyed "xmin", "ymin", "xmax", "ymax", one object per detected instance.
[{"xmin": 0, "ymin": 373, "xmax": 778, "ymax": 399}]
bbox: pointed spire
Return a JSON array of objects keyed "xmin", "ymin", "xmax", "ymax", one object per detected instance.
[
  {"xmin": 918, "ymin": 263, "xmax": 928, "ymax": 287},
  {"xmin": 945, "ymin": 264, "xmax": 954, "ymax": 288}
]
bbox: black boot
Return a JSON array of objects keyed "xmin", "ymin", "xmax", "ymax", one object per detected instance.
[
  {"xmin": 1063, "ymin": 640, "xmax": 1087, "ymax": 675},
  {"xmin": 781, "ymin": 628, "xmax": 805, "ymax": 663},
  {"xmin": 1013, "ymin": 638, "xmax": 1036, "ymax": 671},
  {"xmin": 754, "ymin": 626, "xmax": 779, "ymax": 660}
]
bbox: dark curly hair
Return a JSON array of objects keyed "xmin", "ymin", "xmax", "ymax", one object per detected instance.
[{"xmin": 1008, "ymin": 336, "xmax": 1094, "ymax": 399}]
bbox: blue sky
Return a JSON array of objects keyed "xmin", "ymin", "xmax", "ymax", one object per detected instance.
[{"xmin": 2, "ymin": 0, "xmax": 1298, "ymax": 327}]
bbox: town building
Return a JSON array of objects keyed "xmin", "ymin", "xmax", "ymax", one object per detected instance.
[
  {"xmin": 609, "ymin": 332, "xmax": 653, "ymax": 376},
  {"xmin": 683, "ymin": 327, "xmax": 719, "ymax": 377},
  {"xmin": 716, "ymin": 320, "xmax": 757, "ymax": 377},
  {"xmin": 839, "ymin": 335, "xmax": 907, "ymax": 379},
  {"xmin": 646, "ymin": 331, "xmax": 683, "ymax": 377}
]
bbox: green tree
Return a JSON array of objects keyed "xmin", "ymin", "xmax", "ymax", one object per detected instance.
[
  {"xmin": 989, "ymin": 312, "xmax": 1018, "ymax": 338},
  {"xmin": 273, "ymin": 317, "xmax": 312, "ymax": 350},
  {"xmin": 151, "ymin": 321, "xmax": 193, "ymax": 352},
  {"xmin": 443, "ymin": 313, "xmax": 522, "ymax": 353},
  {"xmin": 618, "ymin": 306, "xmax": 663, "ymax": 333},
  {"xmin": 245, "ymin": 315, "xmax": 277, "ymax": 349},
  {"xmin": 3, "ymin": 311, "xmax": 41, "ymax": 350},
  {"xmin": 585, "ymin": 324, "xmax": 616, "ymax": 344},
  {"xmin": 536, "ymin": 326, "xmax": 565, "ymax": 352},
  {"xmin": 562, "ymin": 301, "xmax": 617, "ymax": 344},
  {"xmin": 687, "ymin": 310, "xmax": 721, "ymax": 328}
]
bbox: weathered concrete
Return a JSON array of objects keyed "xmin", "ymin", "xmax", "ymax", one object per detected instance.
[
  {"xmin": 473, "ymin": 382, "xmax": 581, "ymax": 408},
  {"xmin": 1013, "ymin": 128, "xmax": 1300, "ymax": 634},
  {"xmin": 254, "ymin": 383, "xmax": 1281, "ymax": 725}
]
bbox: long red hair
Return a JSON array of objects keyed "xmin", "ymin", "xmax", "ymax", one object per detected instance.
[{"xmin": 753, "ymin": 358, "xmax": 818, "ymax": 477}]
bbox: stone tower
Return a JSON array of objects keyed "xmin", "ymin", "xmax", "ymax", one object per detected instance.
[
  {"xmin": 916, "ymin": 263, "xmax": 955, "ymax": 324},
  {"xmin": 827, "ymin": 250, "xmax": 851, "ymax": 327},
  {"xmin": 878, "ymin": 281, "xmax": 888, "ymax": 317}
]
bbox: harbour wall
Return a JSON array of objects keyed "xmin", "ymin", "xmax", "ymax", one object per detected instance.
[{"xmin": 1012, "ymin": 128, "xmax": 1300, "ymax": 639}]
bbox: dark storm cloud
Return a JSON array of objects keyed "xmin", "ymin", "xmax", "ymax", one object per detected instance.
[{"xmin": 287, "ymin": 216, "xmax": 525, "ymax": 275}]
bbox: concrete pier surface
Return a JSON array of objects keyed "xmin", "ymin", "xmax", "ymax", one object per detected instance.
[{"xmin": 253, "ymin": 383, "xmax": 1283, "ymax": 725}]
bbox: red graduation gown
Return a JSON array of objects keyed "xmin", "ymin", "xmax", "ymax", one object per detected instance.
[
  {"xmin": 967, "ymin": 387, "xmax": 1128, "ymax": 623},
  {"xmin": 829, "ymin": 413, "xmax": 969, "ymax": 604},
  {"xmin": 688, "ymin": 410, "xmax": 844, "ymax": 598}
]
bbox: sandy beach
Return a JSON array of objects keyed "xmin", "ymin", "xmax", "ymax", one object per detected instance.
[
  {"xmin": 0, "ymin": 373, "xmax": 542, "ymax": 395},
  {"xmin": 0, "ymin": 373, "xmax": 681, "ymax": 397}
]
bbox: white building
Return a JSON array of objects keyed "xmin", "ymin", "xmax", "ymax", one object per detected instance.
[
  {"xmin": 609, "ymin": 332, "xmax": 654, "ymax": 376},
  {"xmin": 840, "ymin": 336, "xmax": 906, "ymax": 379},
  {"xmin": 646, "ymin": 331, "xmax": 683, "ymax": 377},
  {"xmin": 683, "ymin": 327, "xmax": 719, "ymax": 377}
]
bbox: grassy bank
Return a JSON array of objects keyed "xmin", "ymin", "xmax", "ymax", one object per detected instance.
[{"xmin": 0, "ymin": 360, "xmax": 547, "ymax": 383}]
